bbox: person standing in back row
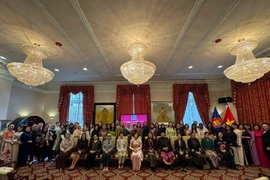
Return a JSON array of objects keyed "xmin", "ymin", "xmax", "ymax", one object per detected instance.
[
  {"xmin": 262, "ymin": 123, "xmax": 270, "ymax": 166},
  {"xmin": 232, "ymin": 123, "xmax": 244, "ymax": 166}
]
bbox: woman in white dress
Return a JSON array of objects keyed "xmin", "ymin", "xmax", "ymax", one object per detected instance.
[
  {"xmin": 117, "ymin": 132, "xmax": 127, "ymax": 170},
  {"xmin": 12, "ymin": 126, "xmax": 23, "ymax": 163},
  {"xmin": 232, "ymin": 123, "xmax": 244, "ymax": 165},
  {"xmin": 129, "ymin": 132, "xmax": 143, "ymax": 171}
]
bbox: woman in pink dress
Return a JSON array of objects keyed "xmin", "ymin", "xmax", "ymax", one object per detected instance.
[
  {"xmin": 253, "ymin": 124, "xmax": 270, "ymax": 168},
  {"xmin": 0, "ymin": 124, "xmax": 15, "ymax": 163},
  {"xmin": 129, "ymin": 132, "xmax": 143, "ymax": 171},
  {"xmin": 245, "ymin": 124, "xmax": 260, "ymax": 165}
]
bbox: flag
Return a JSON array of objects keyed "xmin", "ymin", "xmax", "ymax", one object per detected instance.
[
  {"xmin": 211, "ymin": 107, "xmax": 223, "ymax": 128},
  {"xmin": 223, "ymin": 106, "xmax": 237, "ymax": 126}
]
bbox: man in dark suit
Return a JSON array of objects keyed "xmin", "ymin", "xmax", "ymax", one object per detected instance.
[{"xmin": 262, "ymin": 123, "xmax": 270, "ymax": 161}]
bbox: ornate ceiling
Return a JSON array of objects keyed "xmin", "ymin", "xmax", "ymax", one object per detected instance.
[{"xmin": 0, "ymin": 0, "xmax": 270, "ymax": 84}]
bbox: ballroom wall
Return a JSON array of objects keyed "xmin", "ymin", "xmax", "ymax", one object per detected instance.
[
  {"xmin": 6, "ymin": 85, "xmax": 44, "ymax": 120},
  {"xmin": 40, "ymin": 80, "xmax": 237, "ymax": 123},
  {"xmin": 0, "ymin": 78, "xmax": 237, "ymax": 124},
  {"xmin": 0, "ymin": 78, "xmax": 12, "ymax": 119}
]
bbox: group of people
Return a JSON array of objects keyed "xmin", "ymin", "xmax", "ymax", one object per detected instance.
[{"xmin": 0, "ymin": 120, "xmax": 269, "ymax": 173}]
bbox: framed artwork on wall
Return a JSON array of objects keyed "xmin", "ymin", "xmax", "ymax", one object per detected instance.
[
  {"xmin": 94, "ymin": 103, "xmax": 116, "ymax": 125},
  {"xmin": 151, "ymin": 102, "xmax": 174, "ymax": 124}
]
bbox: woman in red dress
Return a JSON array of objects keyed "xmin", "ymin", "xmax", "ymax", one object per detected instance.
[{"xmin": 253, "ymin": 124, "xmax": 270, "ymax": 168}]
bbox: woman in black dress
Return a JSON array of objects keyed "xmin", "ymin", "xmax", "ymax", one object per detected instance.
[
  {"xmin": 174, "ymin": 133, "xmax": 187, "ymax": 172},
  {"xmin": 214, "ymin": 132, "xmax": 236, "ymax": 169},
  {"xmin": 69, "ymin": 133, "xmax": 88, "ymax": 170},
  {"xmin": 238, "ymin": 124, "xmax": 253, "ymax": 165},
  {"xmin": 223, "ymin": 125, "xmax": 238, "ymax": 148},
  {"xmin": 85, "ymin": 134, "xmax": 101, "ymax": 171},
  {"xmin": 17, "ymin": 126, "xmax": 32, "ymax": 167},
  {"xmin": 188, "ymin": 132, "xmax": 208, "ymax": 169},
  {"xmin": 144, "ymin": 132, "xmax": 157, "ymax": 172}
]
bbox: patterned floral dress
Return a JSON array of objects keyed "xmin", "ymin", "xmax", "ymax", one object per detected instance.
[{"xmin": 0, "ymin": 130, "xmax": 15, "ymax": 163}]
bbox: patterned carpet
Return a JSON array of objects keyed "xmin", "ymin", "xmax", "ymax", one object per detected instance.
[{"xmin": 15, "ymin": 162, "xmax": 270, "ymax": 180}]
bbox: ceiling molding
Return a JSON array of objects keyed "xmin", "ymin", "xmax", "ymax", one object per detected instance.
[
  {"xmin": 0, "ymin": 67, "xmax": 14, "ymax": 82},
  {"xmin": 69, "ymin": 0, "xmax": 112, "ymax": 73},
  {"xmin": 162, "ymin": 0, "xmax": 204, "ymax": 73},
  {"xmin": 39, "ymin": 78, "xmax": 229, "ymax": 91},
  {"xmin": 11, "ymin": 80, "xmax": 48, "ymax": 94},
  {"xmin": 175, "ymin": 72, "xmax": 223, "ymax": 75},
  {"xmin": 175, "ymin": 0, "xmax": 242, "ymax": 74},
  {"xmin": 31, "ymin": 0, "xmax": 101, "ymax": 75},
  {"xmin": 0, "ymin": 73, "xmax": 229, "ymax": 93}
]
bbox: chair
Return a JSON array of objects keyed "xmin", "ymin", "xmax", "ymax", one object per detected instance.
[
  {"xmin": 72, "ymin": 136, "xmax": 79, "ymax": 148},
  {"xmin": 257, "ymin": 173, "xmax": 270, "ymax": 180},
  {"xmin": 244, "ymin": 173, "xmax": 270, "ymax": 180},
  {"xmin": 0, "ymin": 161, "xmax": 28, "ymax": 180},
  {"xmin": 170, "ymin": 136, "xmax": 178, "ymax": 152}
]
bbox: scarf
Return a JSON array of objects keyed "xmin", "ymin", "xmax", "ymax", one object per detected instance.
[{"xmin": 126, "ymin": 126, "xmax": 132, "ymax": 132}]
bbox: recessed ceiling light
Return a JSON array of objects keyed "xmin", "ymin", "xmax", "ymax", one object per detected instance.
[
  {"xmin": 218, "ymin": 65, "xmax": 223, "ymax": 68},
  {"xmin": 83, "ymin": 67, "xmax": 87, "ymax": 71},
  {"xmin": 54, "ymin": 69, "xmax": 59, "ymax": 72},
  {"xmin": 188, "ymin": 66, "xmax": 193, "ymax": 69},
  {"xmin": 0, "ymin": 56, "xmax": 6, "ymax": 60}
]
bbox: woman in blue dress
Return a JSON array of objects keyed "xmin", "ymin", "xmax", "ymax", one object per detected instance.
[{"xmin": 17, "ymin": 126, "xmax": 32, "ymax": 167}]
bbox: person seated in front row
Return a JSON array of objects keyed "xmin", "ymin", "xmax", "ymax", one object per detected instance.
[
  {"xmin": 117, "ymin": 132, "xmax": 127, "ymax": 170},
  {"xmin": 144, "ymin": 132, "xmax": 157, "ymax": 172},
  {"xmin": 214, "ymin": 132, "xmax": 237, "ymax": 170},
  {"xmin": 174, "ymin": 133, "xmax": 187, "ymax": 172},
  {"xmin": 102, "ymin": 133, "xmax": 115, "ymax": 172},
  {"xmin": 130, "ymin": 132, "xmax": 143, "ymax": 171},
  {"xmin": 188, "ymin": 132, "xmax": 208, "ymax": 169},
  {"xmin": 201, "ymin": 132, "xmax": 219, "ymax": 169},
  {"xmin": 85, "ymin": 134, "xmax": 101, "ymax": 171},
  {"xmin": 69, "ymin": 133, "xmax": 88, "ymax": 171},
  {"xmin": 56, "ymin": 132, "xmax": 73, "ymax": 171},
  {"xmin": 157, "ymin": 132, "xmax": 175, "ymax": 170}
]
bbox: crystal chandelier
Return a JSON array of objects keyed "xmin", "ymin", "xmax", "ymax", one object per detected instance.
[
  {"xmin": 7, "ymin": 44, "xmax": 54, "ymax": 86},
  {"xmin": 224, "ymin": 39, "xmax": 270, "ymax": 83},
  {"xmin": 120, "ymin": 42, "xmax": 156, "ymax": 85}
]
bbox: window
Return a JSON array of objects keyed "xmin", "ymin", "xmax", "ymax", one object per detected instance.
[
  {"xmin": 183, "ymin": 92, "xmax": 203, "ymax": 127},
  {"xmin": 68, "ymin": 92, "xmax": 84, "ymax": 125}
]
